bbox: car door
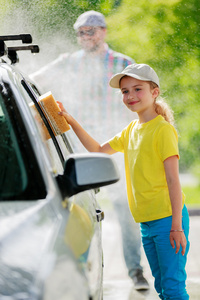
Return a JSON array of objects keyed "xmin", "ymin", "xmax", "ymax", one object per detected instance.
[
  {"xmin": 20, "ymin": 75, "xmax": 104, "ymax": 299},
  {"xmin": 0, "ymin": 63, "xmax": 95, "ymax": 299}
]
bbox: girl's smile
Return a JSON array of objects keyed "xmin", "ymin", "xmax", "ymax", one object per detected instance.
[{"xmin": 128, "ymin": 100, "xmax": 140, "ymax": 106}]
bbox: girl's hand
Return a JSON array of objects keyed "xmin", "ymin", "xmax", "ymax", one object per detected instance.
[
  {"xmin": 57, "ymin": 101, "xmax": 67, "ymax": 113},
  {"xmin": 57, "ymin": 101, "xmax": 72, "ymax": 125},
  {"xmin": 57, "ymin": 101, "xmax": 115, "ymax": 154},
  {"xmin": 170, "ymin": 231, "xmax": 187, "ymax": 255}
]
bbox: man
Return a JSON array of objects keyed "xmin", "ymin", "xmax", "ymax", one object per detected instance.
[{"xmin": 31, "ymin": 10, "xmax": 149, "ymax": 290}]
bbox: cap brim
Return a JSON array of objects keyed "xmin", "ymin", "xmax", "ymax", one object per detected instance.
[
  {"xmin": 109, "ymin": 73, "xmax": 154, "ymax": 89},
  {"xmin": 109, "ymin": 74, "xmax": 127, "ymax": 88}
]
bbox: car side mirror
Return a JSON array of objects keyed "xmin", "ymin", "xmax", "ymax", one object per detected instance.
[{"xmin": 56, "ymin": 153, "xmax": 120, "ymax": 198}]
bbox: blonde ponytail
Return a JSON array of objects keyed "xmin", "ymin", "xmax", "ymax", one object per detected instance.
[
  {"xmin": 150, "ymin": 82, "xmax": 175, "ymax": 126},
  {"xmin": 154, "ymin": 100, "xmax": 175, "ymax": 126}
]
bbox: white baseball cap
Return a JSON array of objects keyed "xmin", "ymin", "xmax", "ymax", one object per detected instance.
[
  {"xmin": 74, "ymin": 10, "xmax": 106, "ymax": 30},
  {"xmin": 109, "ymin": 63, "xmax": 160, "ymax": 88}
]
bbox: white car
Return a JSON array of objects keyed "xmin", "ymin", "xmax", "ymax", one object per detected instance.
[{"xmin": 0, "ymin": 34, "xmax": 119, "ymax": 300}]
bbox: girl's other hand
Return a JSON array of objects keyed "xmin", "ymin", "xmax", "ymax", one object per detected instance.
[{"xmin": 170, "ymin": 231, "xmax": 187, "ymax": 256}]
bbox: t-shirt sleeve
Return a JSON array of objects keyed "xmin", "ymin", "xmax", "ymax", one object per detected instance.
[
  {"xmin": 157, "ymin": 124, "xmax": 179, "ymax": 161},
  {"xmin": 108, "ymin": 128, "xmax": 127, "ymax": 153}
]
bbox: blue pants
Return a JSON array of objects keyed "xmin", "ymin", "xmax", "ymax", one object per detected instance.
[{"xmin": 140, "ymin": 205, "xmax": 190, "ymax": 300}]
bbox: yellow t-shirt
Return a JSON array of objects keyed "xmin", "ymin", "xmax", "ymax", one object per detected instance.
[{"xmin": 109, "ymin": 115, "xmax": 185, "ymax": 223}]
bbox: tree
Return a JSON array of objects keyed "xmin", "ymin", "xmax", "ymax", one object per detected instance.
[
  {"xmin": 0, "ymin": 0, "xmax": 117, "ymax": 68},
  {"xmin": 106, "ymin": 0, "xmax": 200, "ymax": 176}
]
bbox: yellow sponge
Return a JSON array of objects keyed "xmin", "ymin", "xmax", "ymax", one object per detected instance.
[{"xmin": 30, "ymin": 91, "xmax": 70, "ymax": 140}]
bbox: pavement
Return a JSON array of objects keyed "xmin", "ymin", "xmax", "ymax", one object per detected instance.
[{"xmin": 102, "ymin": 207, "xmax": 200, "ymax": 300}]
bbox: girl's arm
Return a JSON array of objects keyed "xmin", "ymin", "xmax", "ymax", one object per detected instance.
[
  {"xmin": 164, "ymin": 155, "xmax": 187, "ymax": 256},
  {"xmin": 57, "ymin": 102, "xmax": 116, "ymax": 155}
]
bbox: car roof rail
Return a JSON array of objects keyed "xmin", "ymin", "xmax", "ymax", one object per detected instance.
[
  {"xmin": 0, "ymin": 34, "xmax": 39, "ymax": 64},
  {"xmin": 0, "ymin": 34, "xmax": 32, "ymax": 43}
]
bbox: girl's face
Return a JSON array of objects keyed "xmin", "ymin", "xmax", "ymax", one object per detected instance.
[{"xmin": 120, "ymin": 76, "xmax": 159, "ymax": 119}]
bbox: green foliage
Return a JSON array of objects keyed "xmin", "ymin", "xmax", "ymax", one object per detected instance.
[
  {"xmin": 106, "ymin": 0, "xmax": 200, "ymax": 174},
  {"xmin": 0, "ymin": 0, "xmax": 117, "ymax": 57},
  {"xmin": 0, "ymin": 0, "xmax": 116, "ymax": 41},
  {"xmin": 183, "ymin": 185, "xmax": 200, "ymax": 206}
]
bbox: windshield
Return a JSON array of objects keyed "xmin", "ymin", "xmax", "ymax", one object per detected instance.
[{"xmin": 0, "ymin": 82, "xmax": 46, "ymax": 200}]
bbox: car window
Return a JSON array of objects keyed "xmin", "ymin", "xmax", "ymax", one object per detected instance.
[
  {"xmin": 0, "ymin": 98, "xmax": 27, "ymax": 197},
  {"xmin": 0, "ymin": 82, "xmax": 47, "ymax": 200},
  {"xmin": 23, "ymin": 80, "xmax": 73, "ymax": 175}
]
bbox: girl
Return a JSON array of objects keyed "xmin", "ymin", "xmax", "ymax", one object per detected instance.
[{"xmin": 58, "ymin": 63, "xmax": 190, "ymax": 299}]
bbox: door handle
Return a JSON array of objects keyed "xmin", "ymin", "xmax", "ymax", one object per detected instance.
[{"xmin": 96, "ymin": 209, "xmax": 104, "ymax": 222}]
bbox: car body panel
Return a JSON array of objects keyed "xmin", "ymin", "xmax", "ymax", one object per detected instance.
[{"xmin": 0, "ymin": 60, "xmax": 119, "ymax": 299}]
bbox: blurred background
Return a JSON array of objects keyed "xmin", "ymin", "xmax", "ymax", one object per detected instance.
[
  {"xmin": 1, "ymin": 1, "xmax": 200, "ymax": 299},
  {"xmin": 1, "ymin": 0, "xmax": 199, "ymax": 207}
]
